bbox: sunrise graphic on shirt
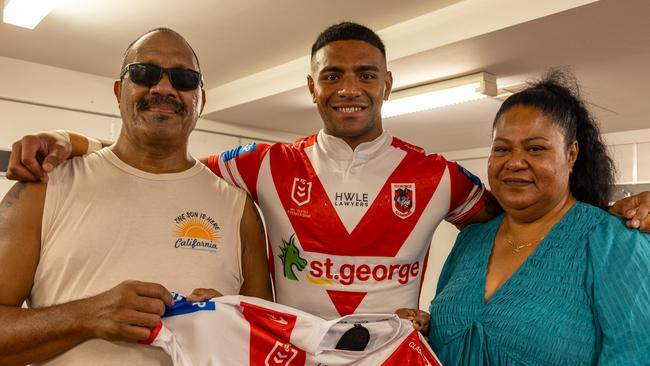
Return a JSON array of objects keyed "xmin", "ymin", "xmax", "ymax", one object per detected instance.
[{"xmin": 175, "ymin": 218, "xmax": 219, "ymax": 241}]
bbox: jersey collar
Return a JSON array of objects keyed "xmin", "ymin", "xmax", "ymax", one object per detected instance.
[{"xmin": 316, "ymin": 129, "xmax": 393, "ymax": 161}]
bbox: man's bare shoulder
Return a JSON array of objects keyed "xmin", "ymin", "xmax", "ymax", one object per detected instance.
[{"xmin": 0, "ymin": 181, "xmax": 46, "ymax": 217}]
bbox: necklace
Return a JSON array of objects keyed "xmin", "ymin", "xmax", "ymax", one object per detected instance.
[
  {"xmin": 501, "ymin": 215, "xmax": 556, "ymax": 254},
  {"xmin": 501, "ymin": 199, "xmax": 575, "ymax": 255},
  {"xmin": 506, "ymin": 235, "xmax": 544, "ymax": 254}
]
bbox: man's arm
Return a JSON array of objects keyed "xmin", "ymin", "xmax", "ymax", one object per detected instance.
[
  {"xmin": 457, "ymin": 190, "xmax": 502, "ymax": 229},
  {"xmin": 6, "ymin": 131, "xmax": 108, "ymax": 182},
  {"xmin": 0, "ymin": 182, "xmax": 172, "ymax": 365},
  {"xmin": 7, "ymin": 130, "xmax": 213, "ymax": 181},
  {"xmin": 238, "ymin": 196, "xmax": 274, "ymax": 301}
]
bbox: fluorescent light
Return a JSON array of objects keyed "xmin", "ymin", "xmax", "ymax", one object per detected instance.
[
  {"xmin": 3, "ymin": 0, "xmax": 59, "ymax": 29},
  {"xmin": 383, "ymin": 72, "xmax": 497, "ymax": 118}
]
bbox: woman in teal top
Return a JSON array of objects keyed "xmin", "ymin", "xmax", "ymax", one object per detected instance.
[{"xmin": 427, "ymin": 70, "xmax": 650, "ymax": 365}]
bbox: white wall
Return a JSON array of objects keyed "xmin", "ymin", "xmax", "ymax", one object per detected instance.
[{"xmin": 418, "ymin": 127, "xmax": 650, "ymax": 310}]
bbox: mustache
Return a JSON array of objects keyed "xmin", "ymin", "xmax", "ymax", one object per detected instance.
[{"xmin": 137, "ymin": 95, "xmax": 186, "ymax": 115}]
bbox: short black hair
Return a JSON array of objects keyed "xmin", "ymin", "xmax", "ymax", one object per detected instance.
[
  {"xmin": 120, "ymin": 27, "xmax": 201, "ymax": 74},
  {"xmin": 311, "ymin": 22, "xmax": 386, "ymax": 58},
  {"xmin": 494, "ymin": 68, "xmax": 615, "ymax": 209}
]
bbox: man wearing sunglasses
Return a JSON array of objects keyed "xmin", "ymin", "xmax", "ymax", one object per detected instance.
[
  {"xmin": 120, "ymin": 63, "xmax": 203, "ymax": 92},
  {"xmin": 0, "ymin": 28, "xmax": 272, "ymax": 365}
]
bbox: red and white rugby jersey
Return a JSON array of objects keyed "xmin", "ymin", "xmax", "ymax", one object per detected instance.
[
  {"xmin": 144, "ymin": 294, "xmax": 441, "ymax": 366},
  {"xmin": 208, "ymin": 130, "xmax": 485, "ymax": 319}
]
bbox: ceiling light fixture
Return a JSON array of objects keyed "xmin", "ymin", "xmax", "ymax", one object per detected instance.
[
  {"xmin": 3, "ymin": 0, "xmax": 59, "ymax": 29},
  {"xmin": 382, "ymin": 72, "xmax": 497, "ymax": 118}
]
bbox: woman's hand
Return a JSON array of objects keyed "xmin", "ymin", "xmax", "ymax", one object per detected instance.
[{"xmin": 395, "ymin": 308, "xmax": 430, "ymax": 333}]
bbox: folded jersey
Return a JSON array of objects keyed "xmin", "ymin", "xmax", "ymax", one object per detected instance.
[{"xmin": 142, "ymin": 293, "xmax": 441, "ymax": 366}]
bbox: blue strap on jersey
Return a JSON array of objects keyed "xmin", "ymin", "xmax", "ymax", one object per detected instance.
[{"xmin": 163, "ymin": 292, "xmax": 217, "ymax": 318}]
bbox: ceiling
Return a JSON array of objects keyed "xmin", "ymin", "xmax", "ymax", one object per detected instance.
[{"xmin": 1, "ymin": 0, "xmax": 648, "ymax": 152}]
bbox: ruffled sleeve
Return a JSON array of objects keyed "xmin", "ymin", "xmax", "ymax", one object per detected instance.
[{"xmin": 587, "ymin": 217, "xmax": 650, "ymax": 364}]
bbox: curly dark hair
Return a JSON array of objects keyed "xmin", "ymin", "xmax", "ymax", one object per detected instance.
[
  {"xmin": 311, "ymin": 22, "xmax": 386, "ymax": 59},
  {"xmin": 493, "ymin": 68, "xmax": 615, "ymax": 209}
]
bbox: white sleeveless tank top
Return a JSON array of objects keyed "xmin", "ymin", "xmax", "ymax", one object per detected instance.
[{"xmin": 31, "ymin": 148, "xmax": 247, "ymax": 365}]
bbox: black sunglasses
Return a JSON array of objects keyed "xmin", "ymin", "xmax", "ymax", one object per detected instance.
[{"xmin": 120, "ymin": 63, "xmax": 203, "ymax": 91}]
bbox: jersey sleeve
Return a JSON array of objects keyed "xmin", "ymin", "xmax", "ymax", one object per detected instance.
[
  {"xmin": 142, "ymin": 293, "xmax": 220, "ymax": 366},
  {"xmin": 206, "ymin": 142, "xmax": 272, "ymax": 202},
  {"xmin": 443, "ymin": 160, "xmax": 486, "ymax": 227},
  {"xmin": 141, "ymin": 321, "xmax": 192, "ymax": 366},
  {"xmin": 587, "ymin": 219, "xmax": 650, "ymax": 364}
]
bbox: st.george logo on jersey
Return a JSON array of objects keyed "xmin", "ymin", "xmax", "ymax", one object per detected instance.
[
  {"xmin": 291, "ymin": 178, "xmax": 312, "ymax": 206},
  {"xmin": 391, "ymin": 183, "xmax": 416, "ymax": 219},
  {"xmin": 265, "ymin": 341, "xmax": 299, "ymax": 366}
]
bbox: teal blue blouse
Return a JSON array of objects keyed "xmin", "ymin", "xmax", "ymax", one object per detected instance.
[{"xmin": 428, "ymin": 202, "xmax": 650, "ymax": 365}]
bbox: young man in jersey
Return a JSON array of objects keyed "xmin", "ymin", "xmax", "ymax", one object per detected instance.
[
  {"xmin": 0, "ymin": 29, "xmax": 271, "ymax": 365},
  {"xmin": 205, "ymin": 22, "xmax": 500, "ymax": 320},
  {"xmin": 6, "ymin": 23, "xmax": 650, "ymax": 322}
]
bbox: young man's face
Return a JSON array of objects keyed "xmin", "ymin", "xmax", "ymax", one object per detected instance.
[{"xmin": 308, "ymin": 40, "xmax": 392, "ymax": 149}]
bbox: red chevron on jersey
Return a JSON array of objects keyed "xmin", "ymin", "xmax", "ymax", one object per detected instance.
[
  {"xmin": 326, "ymin": 290, "xmax": 367, "ymax": 316},
  {"xmin": 269, "ymin": 138, "xmax": 443, "ymax": 257},
  {"xmin": 242, "ymin": 301, "xmax": 307, "ymax": 366}
]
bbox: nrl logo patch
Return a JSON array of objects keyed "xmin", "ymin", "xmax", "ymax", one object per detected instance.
[
  {"xmin": 265, "ymin": 341, "xmax": 299, "ymax": 366},
  {"xmin": 291, "ymin": 178, "xmax": 312, "ymax": 206},
  {"xmin": 391, "ymin": 183, "xmax": 415, "ymax": 219}
]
